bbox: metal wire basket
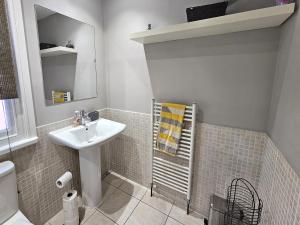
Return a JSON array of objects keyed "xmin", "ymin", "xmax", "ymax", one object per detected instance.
[{"xmin": 224, "ymin": 178, "xmax": 263, "ymax": 225}]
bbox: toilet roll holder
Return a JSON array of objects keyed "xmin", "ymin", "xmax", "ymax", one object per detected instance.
[{"xmin": 56, "ymin": 170, "xmax": 75, "ymax": 190}]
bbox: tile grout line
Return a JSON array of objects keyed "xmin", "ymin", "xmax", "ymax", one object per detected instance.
[
  {"xmin": 102, "ymin": 173, "xmax": 197, "ymax": 225},
  {"xmin": 163, "ymin": 204, "xmax": 174, "ymax": 225},
  {"xmin": 96, "ymin": 176, "xmax": 144, "ymax": 225},
  {"xmin": 83, "ymin": 175, "xmax": 124, "ymax": 224},
  {"xmin": 139, "ymin": 196, "xmax": 174, "ymax": 217},
  {"xmin": 94, "ymin": 207, "xmax": 121, "ymax": 225},
  {"xmin": 164, "ymin": 202, "xmax": 189, "ymax": 225},
  {"xmin": 109, "ymin": 173, "xmax": 176, "ymax": 217},
  {"xmin": 116, "ymin": 175, "xmax": 145, "ymax": 225},
  {"xmin": 96, "ymin": 209, "xmax": 121, "ymax": 225},
  {"xmin": 104, "ymin": 174, "xmax": 175, "ymax": 225},
  {"xmin": 123, "ymin": 199, "xmax": 142, "ymax": 225},
  {"xmin": 103, "ymin": 174, "xmax": 147, "ymax": 202},
  {"xmin": 81, "ymin": 208, "xmax": 98, "ymax": 225}
]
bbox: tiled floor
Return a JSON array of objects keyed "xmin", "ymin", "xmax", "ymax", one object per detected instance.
[{"xmin": 45, "ymin": 172, "xmax": 204, "ymax": 225}]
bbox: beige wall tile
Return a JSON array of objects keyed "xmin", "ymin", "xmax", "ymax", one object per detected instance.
[
  {"xmin": 2, "ymin": 108, "xmax": 299, "ymax": 225},
  {"xmin": 0, "ymin": 116, "xmax": 84, "ymax": 225}
]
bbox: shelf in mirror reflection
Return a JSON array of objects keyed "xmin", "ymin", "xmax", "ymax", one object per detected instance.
[{"xmin": 40, "ymin": 46, "xmax": 77, "ymax": 57}]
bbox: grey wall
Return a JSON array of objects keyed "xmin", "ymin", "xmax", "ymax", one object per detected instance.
[
  {"xmin": 38, "ymin": 13, "xmax": 97, "ymax": 102},
  {"xmin": 103, "ymin": 0, "xmax": 279, "ymax": 131},
  {"xmin": 268, "ymin": 0, "xmax": 300, "ymax": 176},
  {"xmin": 22, "ymin": 0, "xmax": 106, "ymax": 126}
]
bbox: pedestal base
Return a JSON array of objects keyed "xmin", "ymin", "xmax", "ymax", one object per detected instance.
[{"xmin": 79, "ymin": 146, "xmax": 102, "ymax": 207}]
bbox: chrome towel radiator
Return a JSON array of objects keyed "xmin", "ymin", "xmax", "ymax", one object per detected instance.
[{"xmin": 150, "ymin": 99, "xmax": 197, "ymax": 214}]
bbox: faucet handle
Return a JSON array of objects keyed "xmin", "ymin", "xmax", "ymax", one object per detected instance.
[
  {"xmin": 80, "ymin": 109, "xmax": 86, "ymax": 117},
  {"xmin": 74, "ymin": 110, "xmax": 80, "ymax": 118}
]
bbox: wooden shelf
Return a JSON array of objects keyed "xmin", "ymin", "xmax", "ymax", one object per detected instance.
[
  {"xmin": 40, "ymin": 46, "xmax": 77, "ymax": 57},
  {"xmin": 130, "ymin": 3, "xmax": 295, "ymax": 44}
]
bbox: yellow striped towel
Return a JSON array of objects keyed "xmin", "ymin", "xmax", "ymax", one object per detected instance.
[{"xmin": 156, "ymin": 103, "xmax": 186, "ymax": 156}]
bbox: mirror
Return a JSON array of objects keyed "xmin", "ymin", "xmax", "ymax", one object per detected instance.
[{"xmin": 34, "ymin": 5, "xmax": 98, "ymax": 105}]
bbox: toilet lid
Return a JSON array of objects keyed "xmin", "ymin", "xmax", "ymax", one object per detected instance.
[{"xmin": 2, "ymin": 211, "xmax": 33, "ymax": 225}]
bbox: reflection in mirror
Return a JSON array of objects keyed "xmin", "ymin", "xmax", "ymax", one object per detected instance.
[{"xmin": 34, "ymin": 5, "xmax": 98, "ymax": 106}]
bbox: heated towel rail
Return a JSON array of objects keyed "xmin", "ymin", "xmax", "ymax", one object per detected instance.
[{"xmin": 150, "ymin": 99, "xmax": 196, "ymax": 214}]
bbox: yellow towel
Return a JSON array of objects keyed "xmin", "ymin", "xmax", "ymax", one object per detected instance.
[{"xmin": 157, "ymin": 103, "xmax": 186, "ymax": 156}]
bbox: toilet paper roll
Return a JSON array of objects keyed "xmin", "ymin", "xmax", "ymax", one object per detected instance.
[
  {"xmin": 63, "ymin": 190, "xmax": 79, "ymax": 225},
  {"xmin": 56, "ymin": 171, "xmax": 72, "ymax": 189}
]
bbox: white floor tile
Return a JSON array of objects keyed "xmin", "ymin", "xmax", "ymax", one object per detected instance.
[
  {"xmin": 84, "ymin": 210, "xmax": 116, "ymax": 225},
  {"xmin": 45, "ymin": 207, "xmax": 96, "ymax": 225},
  {"xmin": 125, "ymin": 202, "xmax": 167, "ymax": 225},
  {"xmin": 169, "ymin": 205, "xmax": 204, "ymax": 225},
  {"xmin": 98, "ymin": 189, "xmax": 139, "ymax": 225},
  {"xmin": 79, "ymin": 207, "xmax": 96, "ymax": 224},
  {"xmin": 141, "ymin": 190, "xmax": 173, "ymax": 215},
  {"xmin": 165, "ymin": 217, "xmax": 184, "ymax": 225},
  {"xmin": 102, "ymin": 182, "xmax": 118, "ymax": 202},
  {"xmin": 47, "ymin": 210, "xmax": 64, "ymax": 225},
  {"xmin": 104, "ymin": 173, "xmax": 126, "ymax": 187},
  {"xmin": 119, "ymin": 180, "xmax": 147, "ymax": 200}
]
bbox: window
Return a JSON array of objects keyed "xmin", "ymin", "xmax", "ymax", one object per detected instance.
[
  {"xmin": 0, "ymin": 0, "xmax": 38, "ymax": 154},
  {"xmin": 0, "ymin": 101, "xmax": 6, "ymax": 132},
  {"xmin": 0, "ymin": 98, "xmax": 28, "ymax": 152},
  {"xmin": 0, "ymin": 99, "xmax": 16, "ymax": 137}
]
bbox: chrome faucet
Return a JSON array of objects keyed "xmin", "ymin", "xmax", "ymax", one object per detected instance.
[{"xmin": 78, "ymin": 110, "xmax": 91, "ymax": 126}]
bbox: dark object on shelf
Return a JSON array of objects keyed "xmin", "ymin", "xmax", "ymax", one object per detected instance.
[
  {"xmin": 66, "ymin": 40, "xmax": 74, "ymax": 49},
  {"xmin": 148, "ymin": 24, "xmax": 152, "ymax": 30},
  {"xmin": 88, "ymin": 111, "xmax": 99, "ymax": 122},
  {"xmin": 40, "ymin": 43, "xmax": 57, "ymax": 50},
  {"xmin": 207, "ymin": 178, "xmax": 263, "ymax": 225},
  {"xmin": 186, "ymin": 2, "xmax": 228, "ymax": 22}
]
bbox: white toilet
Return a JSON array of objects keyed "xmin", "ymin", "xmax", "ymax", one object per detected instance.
[{"xmin": 0, "ymin": 161, "xmax": 33, "ymax": 225}]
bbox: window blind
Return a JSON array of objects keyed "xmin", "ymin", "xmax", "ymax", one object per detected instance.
[{"xmin": 0, "ymin": 0, "xmax": 18, "ymax": 99}]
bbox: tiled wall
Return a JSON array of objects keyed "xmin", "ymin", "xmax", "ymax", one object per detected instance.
[
  {"xmin": 103, "ymin": 109, "xmax": 266, "ymax": 216},
  {"xmin": 258, "ymin": 137, "xmax": 300, "ymax": 225},
  {"xmin": 1, "ymin": 108, "xmax": 299, "ymax": 225},
  {"xmin": 104, "ymin": 109, "xmax": 151, "ymax": 186},
  {"xmin": 0, "ymin": 119, "xmax": 81, "ymax": 225},
  {"xmin": 104, "ymin": 108, "xmax": 300, "ymax": 223}
]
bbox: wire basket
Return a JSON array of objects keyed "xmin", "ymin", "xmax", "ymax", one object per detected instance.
[{"xmin": 224, "ymin": 178, "xmax": 263, "ymax": 225}]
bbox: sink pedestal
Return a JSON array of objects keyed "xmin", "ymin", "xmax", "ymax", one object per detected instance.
[
  {"xmin": 79, "ymin": 146, "xmax": 102, "ymax": 207},
  {"xmin": 48, "ymin": 118, "xmax": 126, "ymax": 207}
]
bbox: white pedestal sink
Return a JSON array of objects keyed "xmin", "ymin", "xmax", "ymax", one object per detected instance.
[{"xmin": 49, "ymin": 118, "xmax": 126, "ymax": 207}]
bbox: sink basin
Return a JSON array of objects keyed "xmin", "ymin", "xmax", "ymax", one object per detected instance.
[
  {"xmin": 49, "ymin": 118, "xmax": 126, "ymax": 207},
  {"xmin": 49, "ymin": 118, "xmax": 126, "ymax": 150}
]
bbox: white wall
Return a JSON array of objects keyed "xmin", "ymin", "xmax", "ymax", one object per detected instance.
[
  {"xmin": 21, "ymin": 0, "xmax": 106, "ymax": 126},
  {"xmin": 103, "ymin": 0, "xmax": 278, "ymax": 131},
  {"xmin": 21, "ymin": 0, "xmax": 280, "ymax": 132}
]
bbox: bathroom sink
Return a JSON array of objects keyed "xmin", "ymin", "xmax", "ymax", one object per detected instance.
[
  {"xmin": 49, "ymin": 118, "xmax": 126, "ymax": 150},
  {"xmin": 49, "ymin": 118, "xmax": 126, "ymax": 207}
]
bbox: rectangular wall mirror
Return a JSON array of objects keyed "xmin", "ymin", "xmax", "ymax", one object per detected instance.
[{"xmin": 34, "ymin": 5, "xmax": 98, "ymax": 106}]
